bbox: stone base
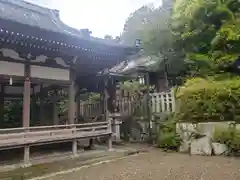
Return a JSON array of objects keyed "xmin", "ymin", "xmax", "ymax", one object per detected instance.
[
  {"xmin": 108, "ymin": 148, "xmax": 114, "ymax": 152},
  {"xmin": 21, "ymin": 163, "xmax": 32, "ymax": 168},
  {"xmin": 71, "ymin": 154, "xmax": 80, "ymax": 158},
  {"xmin": 190, "ymin": 136, "xmax": 212, "ymax": 156}
]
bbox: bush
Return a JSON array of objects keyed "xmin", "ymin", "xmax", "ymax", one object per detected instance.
[
  {"xmin": 175, "ymin": 77, "xmax": 240, "ymax": 123},
  {"xmin": 157, "ymin": 121, "xmax": 182, "ymax": 151},
  {"xmin": 157, "ymin": 132, "xmax": 182, "ymax": 151},
  {"xmin": 213, "ymin": 125, "xmax": 240, "ymax": 155},
  {"xmin": 213, "ymin": 125, "xmax": 234, "ymax": 147}
]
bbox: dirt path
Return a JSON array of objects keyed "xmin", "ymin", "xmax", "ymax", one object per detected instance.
[{"xmin": 37, "ymin": 148, "xmax": 240, "ymax": 180}]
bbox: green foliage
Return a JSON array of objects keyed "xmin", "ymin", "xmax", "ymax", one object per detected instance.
[
  {"xmin": 2, "ymin": 100, "xmax": 23, "ymax": 128},
  {"xmin": 157, "ymin": 120, "xmax": 182, "ymax": 151},
  {"xmin": 158, "ymin": 132, "xmax": 182, "ymax": 151},
  {"xmin": 121, "ymin": 5, "xmax": 155, "ymax": 44},
  {"xmin": 78, "ymin": 92, "xmax": 101, "ymax": 104},
  {"xmin": 213, "ymin": 125, "xmax": 234, "ymax": 146},
  {"xmin": 119, "ymin": 80, "xmax": 147, "ymax": 96},
  {"xmin": 121, "ymin": 1, "xmax": 185, "ymax": 75},
  {"xmin": 87, "ymin": 93, "xmax": 101, "ymax": 102},
  {"xmin": 213, "ymin": 124, "xmax": 240, "ymax": 155},
  {"xmin": 104, "ymin": 35, "xmax": 113, "ymax": 40},
  {"xmin": 176, "ymin": 77, "xmax": 240, "ymax": 123},
  {"xmin": 172, "ymin": 0, "xmax": 240, "ymax": 75}
]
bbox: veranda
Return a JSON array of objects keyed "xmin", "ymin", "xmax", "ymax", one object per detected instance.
[{"xmin": 0, "ymin": 0, "xmax": 139, "ymax": 166}]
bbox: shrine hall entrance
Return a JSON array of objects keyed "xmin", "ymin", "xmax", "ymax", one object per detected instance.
[
  {"xmin": 0, "ymin": 78, "xmax": 71, "ymax": 129},
  {"xmin": 0, "ymin": 70, "xmax": 112, "ymax": 166},
  {"xmin": 0, "ymin": 77, "xmax": 74, "ymax": 164}
]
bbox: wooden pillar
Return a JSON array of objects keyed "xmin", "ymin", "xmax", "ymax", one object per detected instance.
[
  {"xmin": 103, "ymin": 77, "xmax": 112, "ymax": 151},
  {"xmin": 31, "ymin": 87, "xmax": 36, "ymax": 126},
  {"xmin": 39, "ymin": 84, "xmax": 45, "ymax": 125},
  {"xmin": 68, "ymin": 68, "xmax": 77, "ymax": 156},
  {"xmin": 107, "ymin": 78, "xmax": 117, "ymax": 113},
  {"xmin": 52, "ymin": 89, "xmax": 59, "ymax": 125},
  {"xmin": 76, "ymin": 87, "xmax": 80, "ymax": 121},
  {"xmin": 164, "ymin": 64, "xmax": 169, "ymax": 89},
  {"xmin": 23, "ymin": 63, "xmax": 31, "ymax": 165},
  {"xmin": 68, "ymin": 73, "xmax": 76, "ymax": 124},
  {"xmin": 0, "ymin": 84, "xmax": 4, "ymax": 124},
  {"xmin": 145, "ymin": 72, "xmax": 152, "ymax": 143}
]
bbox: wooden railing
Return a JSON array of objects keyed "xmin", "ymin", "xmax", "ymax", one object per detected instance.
[{"xmin": 0, "ymin": 122, "xmax": 110, "ymax": 150}]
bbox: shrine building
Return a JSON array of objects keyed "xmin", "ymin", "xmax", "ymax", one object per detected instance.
[{"xmin": 0, "ymin": 0, "xmax": 139, "ymax": 165}]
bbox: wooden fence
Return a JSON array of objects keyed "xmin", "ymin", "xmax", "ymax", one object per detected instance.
[
  {"xmin": 79, "ymin": 90, "xmax": 175, "ymax": 117},
  {"xmin": 150, "ymin": 90, "xmax": 175, "ymax": 114}
]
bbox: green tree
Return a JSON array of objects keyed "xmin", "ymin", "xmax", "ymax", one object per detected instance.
[
  {"xmin": 104, "ymin": 35, "xmax": 113, "ymax": 40},
  {"xmin": 121, "ymin": 1, "xmax": 186, "ymax": 78},
  {"xmin": 172, "ymin": 0, "xmax": 240, "ymax": 76},
  {"xmin": 121, "ymin": 5, "xmax": 154, "ymax": 44}
]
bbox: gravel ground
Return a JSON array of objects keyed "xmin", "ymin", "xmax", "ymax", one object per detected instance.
[{"xmin": 42, "ymin": 148, "xmax": 240, "ymax": 180}]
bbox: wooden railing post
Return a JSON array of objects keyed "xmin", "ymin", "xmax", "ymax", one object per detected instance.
[
  {"xmin": 68, "ymin": 64, "xmax": 77, "ymax": 156},
  {"xmin": 72, "ymin": 125, "xmax": 77, "ymax": 156},
  {"xmin": 108, "ymin": 116, "xmax": 113, "ymax": 150}
]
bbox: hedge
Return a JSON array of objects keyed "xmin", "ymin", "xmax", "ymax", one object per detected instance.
[{"xmin": 175, "ymin": 77, "xmax": 240, "ymax": 123}]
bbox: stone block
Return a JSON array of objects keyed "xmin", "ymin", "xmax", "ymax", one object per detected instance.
[{"xmin": 212, "ymin": 143, "xmax": 228, "ymax": 155}]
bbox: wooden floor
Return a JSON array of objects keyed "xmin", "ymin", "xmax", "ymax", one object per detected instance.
[{"xmin": 0, "ymin": 122, "xmax": 111, "ymax": 150}]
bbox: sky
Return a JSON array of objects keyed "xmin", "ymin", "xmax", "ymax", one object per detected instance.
[{"xmin": 25, "ymin": 0, "xmax": 162, "ymax": 37}]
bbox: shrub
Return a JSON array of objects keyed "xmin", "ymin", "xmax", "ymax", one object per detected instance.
[
  {"xmin": 157, "ymin": 120, "xmax": 182, "ymax": 151},
  {"xmin": 213, "ymin": 125, "xmax": 240, "ymax": 155},
  {"xmin": 232, "ymin": 130, "xmax": 240, "ymax": 153},
  {"xmin": 175, "ymin": 77, "xmax": 240, "ymax": 123},
  {"xmin": 157, "ymin": 132, "xmax": 182, "ymax": 151},
  {"xmin": 213, "ymin": 125, "xmax": 234, "ymax": 147}
]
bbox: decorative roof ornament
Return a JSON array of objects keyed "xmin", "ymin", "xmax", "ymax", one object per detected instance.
[
  {"xmin": 135, "ymin": 38, "xmax": 141, "ymax": 48},
  {"xmin": 79, "ymin": 29, "xmax": 92, "ymax": 38}
]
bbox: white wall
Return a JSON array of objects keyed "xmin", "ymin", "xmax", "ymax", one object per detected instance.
[
  {"xmin": 31, "ymin": 65, "xmax": 70, "ymax": 81},
  {"xmin": 0, "ymin": 61, "xmax": 25, "ymax": 76}
]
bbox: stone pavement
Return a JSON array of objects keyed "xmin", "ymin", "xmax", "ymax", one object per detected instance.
[{"xmin": 35, "ymin": 148, "xmax": 240, "ymax": 180}]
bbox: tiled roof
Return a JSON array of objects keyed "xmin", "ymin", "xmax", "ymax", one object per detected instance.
[
  {"xmin": 110, "ymin": 55, "xmax": 156, "ymax": 74},
  {"xmin": 0, "ymin": 0, "xmax": 134, "ymax": 48}
]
